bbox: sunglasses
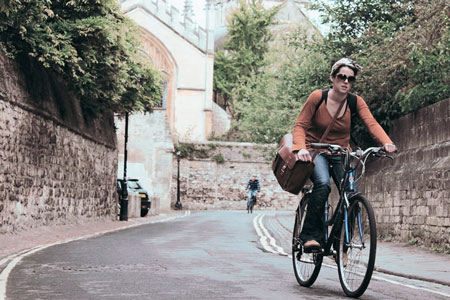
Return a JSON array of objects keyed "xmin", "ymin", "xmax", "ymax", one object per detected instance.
[{"xmin": 336, "ymin": 74, "xmax": 356, "ymax": 83}]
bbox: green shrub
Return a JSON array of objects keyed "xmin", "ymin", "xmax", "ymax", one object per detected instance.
[
  {"xmin": 212, "ymin": 153, "xmax": 225, "ymax": 164},
  {"xmin": 0, "ymin": 0, "xmax": 162, "ymax": 116}
]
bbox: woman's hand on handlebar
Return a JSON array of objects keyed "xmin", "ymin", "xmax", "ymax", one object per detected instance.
[
  {"xmin": 383, "ymin": 143, "xmax": 397, "ymax": 153},
  {"xmin": 297, "ymin": 148, "xmax": 312, "ymax": 162}
]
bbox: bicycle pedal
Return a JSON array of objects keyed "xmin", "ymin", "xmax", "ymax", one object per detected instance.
[{"xmin": 303, "ymin": 246, "xmax": 322, "ymax": 254}]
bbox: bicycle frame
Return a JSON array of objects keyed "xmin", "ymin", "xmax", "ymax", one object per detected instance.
[
  {"xmin": 304, "ymin": 151, "xmax": 362, "ymax": 257},
  {"xmin": 302, "ymin": 144, "xmax": 390, "ymax": 256}
]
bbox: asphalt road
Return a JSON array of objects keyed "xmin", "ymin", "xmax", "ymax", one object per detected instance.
[{"xmin": 6, "ymin": 211, "xmax": 450, "ymax": 300}]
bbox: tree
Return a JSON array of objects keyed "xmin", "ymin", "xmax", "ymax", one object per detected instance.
[
  {"xmin": 213, "ymin": 0, "xmax": 279, "ymax": 118},
  {"xmin": 0, "ymin": 0, "xmax": 162, "ymax": 116},
  {"xmin": 309, "ymin": 0, "xmax": 449, "ymax": 145},
  {"xmin": 215, "ymin": 0, "xmax": 449, "ymax": 145},
  {"xmin": 313, "ymin": 0, "xmax": 417, "ymax": 56}
]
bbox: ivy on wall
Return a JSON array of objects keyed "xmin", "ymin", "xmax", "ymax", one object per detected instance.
[{"xmin": 0, "ymin": 0, "xmax": 162, "ymax": 116}]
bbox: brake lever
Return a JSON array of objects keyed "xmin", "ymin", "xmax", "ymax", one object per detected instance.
[
  {"xmin": 371, "ymin": 152, "xmax": 383, "ymax": 158},
  {"xmin": 372, "ymin": 152, "xmax": 394, "ymax": 160},
  {"xmin": 330, "ymin": 149, "xmax": 339, "ymax": 155},
  {"xmin": 329, "ymin": 145, "xmax": 342, "ymax": 155}
]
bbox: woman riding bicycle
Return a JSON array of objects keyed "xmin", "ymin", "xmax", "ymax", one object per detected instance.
[{"xmin": 292, "ymin": 58, "xmax": 397, "ymax": 252}]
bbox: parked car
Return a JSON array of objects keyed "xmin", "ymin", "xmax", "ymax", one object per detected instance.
[{"xmin": 117, "ymin": 178, "xmax": 151, "ymax": 217}]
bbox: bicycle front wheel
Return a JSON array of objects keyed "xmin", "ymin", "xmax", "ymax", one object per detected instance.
[
  {"xmin": 337, "ymin": 195, "xmax": 377, "ymax": 298},
  {"xmin": 292, "ymin": 197, "xmax": 322, "ymax": 287}
]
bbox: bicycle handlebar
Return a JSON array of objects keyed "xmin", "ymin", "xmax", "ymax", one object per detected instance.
[
  {"xmin": 311, "ymin": 143, "xmax": 342, "ymax": 153},
  {"xmin": 310, "ymin": 143, "xmax": 394, "ymax": 160},
  {"xmin": 311, "ymin": 142, "xmax": 395, "ymax": 185}
]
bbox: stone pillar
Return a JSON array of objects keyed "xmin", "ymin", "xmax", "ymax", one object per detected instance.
[{"xmin": 204, "ymin": 0, "xmax": 215, "ymax": 139}]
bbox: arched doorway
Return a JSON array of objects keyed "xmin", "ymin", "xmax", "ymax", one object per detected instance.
[{"xmin": 139, "ymin": 28, "xmax": 177, "ymax": 134}]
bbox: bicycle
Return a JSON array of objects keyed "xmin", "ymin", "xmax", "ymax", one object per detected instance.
[
  {"xmin": 248, "ymin": 194, "xmax": 257, "ymax": 214},
  {"xmin": 292, "ymin": 143, "xmax": 394, "ymax": 298}
]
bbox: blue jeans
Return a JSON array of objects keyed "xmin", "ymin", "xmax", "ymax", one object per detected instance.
[
  {"xmin": 247, "ymin": 190, "xmax": 257, "ymax": 206},
  {"xmin": 300, "ymin": 152, "xmax": 345, "ymax": 244}
]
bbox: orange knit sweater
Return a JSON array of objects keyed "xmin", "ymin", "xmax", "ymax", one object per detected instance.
[{"xmin": 292, "ymin": 89, "xmax": 393, "ymax": 151}]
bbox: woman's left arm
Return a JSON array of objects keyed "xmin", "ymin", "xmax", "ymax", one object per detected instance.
[{"xmin": 356, "ymin": 96, "xmax": 397, "ymax": 152}]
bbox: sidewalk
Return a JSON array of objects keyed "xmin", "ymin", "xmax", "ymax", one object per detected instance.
[
  {"xmin": 0, "ymin": 212, "xmax": 186, "ymax": 263},
  {"xmin": 274, "ymin": 212, "xmax": 450, "ymax": 287},
  {"xmin": 376, "ymin": 240, "xmax": 450, "ymax": 286}
]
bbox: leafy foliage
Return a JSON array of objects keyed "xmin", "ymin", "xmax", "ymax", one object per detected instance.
[
  {"xmin": 342, "ymin": 0, "xmax": 450, "ymax": 145},
  {"xmin": 229, "ymin": 39, "xmax": 330, "ymax": 143},
  {"xmin": 213, "ymin": 0, "xmax": 279, "ymax": 117},
  {"xmin": 314, "ymin": 0, "xmax": 417, "ymax": 56},
  {"xmin": 0, "ymin": 0, "xmax": 162, "ymax": 116},
  {"xmin": 215, "ymin": 0, "xmax": 449, "ymax": 146}
]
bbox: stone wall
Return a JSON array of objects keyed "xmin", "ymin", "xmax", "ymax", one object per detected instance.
[
  {"xmin": 0, "ymin": 52, "xmax": 118, "ymax": 233},
  {"xmin": 211, "ymin": 102, "xmax": 231, "ymax": 137},
  {"xmin": 171, "ymin": 141, "xmax": 299, "ymax": 210},
  {"xmin": 359, "ymin": 98, "xmax": 449, "ymax": 249}
]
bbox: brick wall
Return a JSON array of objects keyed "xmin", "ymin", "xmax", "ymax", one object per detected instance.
[
  {"xmin": 359, "ymin": 98, "xmax": 449, "ymax": 249},
  {"xmin": 171, "ymin": 141, "xmax": 299, "ymax": 211},
  {"xmin": 0, "ymin": 52, "xmax": 118, "ymax": 233}
]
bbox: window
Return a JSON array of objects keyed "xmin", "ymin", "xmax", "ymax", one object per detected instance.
[{"xmin": 156, "ymin": 81, "xmax": 168, "ymax": 108}]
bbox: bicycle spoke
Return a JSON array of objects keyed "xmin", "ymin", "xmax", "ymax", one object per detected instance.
[
  {"xmin": 292, "ymin": 199, "xmax": 322, "ymax": 287},
  {"xmin": 338, "ymin": 195, "xmax": 376, "ymax": 298}
]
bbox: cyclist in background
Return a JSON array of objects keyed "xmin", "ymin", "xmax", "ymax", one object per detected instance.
[
  {"xmin": 292, "ymin": 58, "xmax": 397, "ymax": 251},
  {"xmin": 246, "ymin": 176, "xmax": 260, "ymax": 213}
]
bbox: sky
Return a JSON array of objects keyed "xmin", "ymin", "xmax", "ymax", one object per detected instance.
[{"xmin": 166, "ymin": 0, "xmax": 329, "ymax": 34}]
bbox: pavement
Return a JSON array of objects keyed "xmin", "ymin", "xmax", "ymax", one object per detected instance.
[
  {"xmin": 1, "ymin": 210, "xmax": 449, "ymax": 288},
  {"xmin": 0, "ymin": 212, "xmax": 188, "ymax": 265}
]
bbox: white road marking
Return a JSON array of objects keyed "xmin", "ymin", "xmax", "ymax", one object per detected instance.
[
  {"xmin": 371, "ymin": 274, "xmax": 450, "ymax": 298},
  {"xmin": 255, "ymin": 213, "xmax": 450, "ymax": 299},
  {"xmin": 253, "ymin": 214, "xmax": 288, "ymax": 256},
  {"xmin": 0, "ymin": 211, "xmax": 191, "ymax": 300},
  {"xmin": 253, "ymin": 215, "xmax": 277, "ymax": 254}
]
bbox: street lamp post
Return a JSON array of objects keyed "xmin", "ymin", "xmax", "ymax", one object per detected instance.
[
  {"xmin": 119, "ymin": 112, "xmax": 129, "ymax": 221},
  {"xmin": 175, "ymin": 151, "xmax": 182, "ymax": 210}
]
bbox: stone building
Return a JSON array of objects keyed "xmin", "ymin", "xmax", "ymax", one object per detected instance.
[{"xmin": 115, "ymin": 0, "xmax": 320, "ymax": 212}]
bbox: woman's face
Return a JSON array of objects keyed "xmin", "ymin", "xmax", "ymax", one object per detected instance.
[{"xmin": 330, "ymin": 66, "xmax": 355, "ymax": 94}]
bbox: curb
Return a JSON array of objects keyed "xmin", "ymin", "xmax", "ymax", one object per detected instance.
[{"xmin": 373, "ymin": 267, "xmax": 450, "ymax": 287}]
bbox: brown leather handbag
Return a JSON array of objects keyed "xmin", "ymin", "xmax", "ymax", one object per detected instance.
[
  {"xmin": 272, "ymin": 94, "xmax": 346, "ymax": 195},
  {"xmin": 272, "ymin": 133, "xmax": 315, "ymax": 195}
]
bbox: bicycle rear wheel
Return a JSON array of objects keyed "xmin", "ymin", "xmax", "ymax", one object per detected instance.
[
  {"xmin": 292, "ymin": 197, "xmax": 322, "ymax": 287},
  {"xmin": 337, "ymin": 195, "xmax": 376, "ymax": 298}
]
